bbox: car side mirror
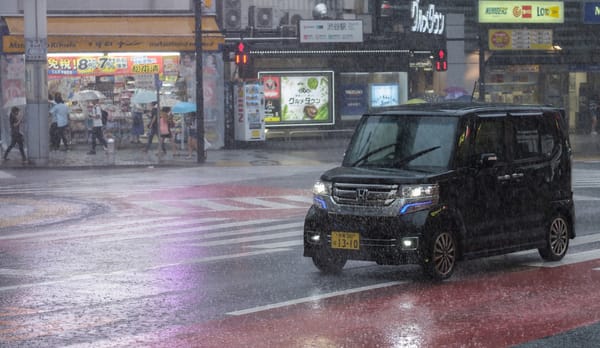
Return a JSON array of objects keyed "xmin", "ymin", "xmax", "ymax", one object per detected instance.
[{"xmin": 477, "ymin": 153, "xmax": 498, "ymax": 168}]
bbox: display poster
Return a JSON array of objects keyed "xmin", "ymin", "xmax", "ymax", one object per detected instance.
[
  {"xmin": 370, "ymin": 84, "xmax": 400, "ymax": 107},
  {"xmin": 258, "ymin": 71, "xmax": 334, "ymax": 126},
  {"xmin": 340, "ymin": 84, "xmax": 368, "ymax": 116},
  {"xmin": 488, "ymin": 29, "xmax": 553, "ymax": 50},
  {"xmin": 47, "ymin": 55, "xmax": 180, "ymax": 78}
]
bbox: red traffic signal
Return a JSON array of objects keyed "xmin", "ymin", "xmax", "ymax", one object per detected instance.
[
  {"xmin": 434, "ymin": 49, "xmax": 447, "ymax": 71},
  {"xmin": 235, "ymin": 41, "xmax": 249, "ymax": 65}
]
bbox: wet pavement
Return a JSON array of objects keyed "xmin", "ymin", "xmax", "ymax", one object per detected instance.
[
  {"xmin": 1, "ymin": 134, "xmax": 600, "ymax": 347},
  {"xmin": 1, "ymin": 134, "xmax": 351, "ymax": 169},
  {"xmin": 1, "ymin": 132, "xmax": 599, "ymax": 169}
]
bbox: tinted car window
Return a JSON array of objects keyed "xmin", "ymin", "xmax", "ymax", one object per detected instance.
[
  {"xmin": 473, "ymin": 117, "xmax": 505, "ymax": 160},
  {"xmin": 513, "ymin": 116, "xmax": 541, "ymax": 160},
  {"xmin": 343, "ymin": 115, "xmax": 458, "ymax": 171}
]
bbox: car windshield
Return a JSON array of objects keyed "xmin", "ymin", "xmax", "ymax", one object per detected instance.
[{"xmin": 342, "ymin": 114, "xmax": 458, "ymax": 172}]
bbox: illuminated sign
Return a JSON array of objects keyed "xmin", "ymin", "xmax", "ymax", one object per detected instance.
[
  {"xmin": 2, "ymin": 35, "xmax": 222, "ymax": 53},
  {"xmin": 583, "ymin": 2, "xmax": 600, "ymax": 24},
  {"xmin": 46, "ymin": 55, "xmax": 179, "ymax": 78},
  {"xmin": 299, "ymin": 20, "xmax": 363, "ymax": 43},
  {"xmin": 488, "ymin": 29, "xmax": 553, "ymax": 50},
  {"xmin": 258, "ymin": 71, "xmax": 334, "ymax": 126},
  {"xmin": 411, "ymin": 0, "xmax": 445, "ymax": 35},
  {"xmin": 479, "ymin": 1, "xmax": 564, "ymax": 23}
]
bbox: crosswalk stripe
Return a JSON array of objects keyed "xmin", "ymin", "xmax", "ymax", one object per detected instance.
[
  {"xmin": 229, "ymin": 197, "xmax": 306, "ymax": 209},
  {"xmin": 0, "ymin": 216, "xmax": 219, "ymax": 241},
  {"xmin": 0, "ymin": 171, "xmax": 15, "ymax": 179},
  {"xmin": 525, "ymin": 249, "xmax": 600, "ymax": 268},
  {"xmin": 91, "ymin": 219, "xmax": 291, "ymax": 243},
  {"xmin": 188, "ymin": 231, "xmax": 299, "ymax": 247},
  {"xmin": 249, "ymin": 240, "xmax": 303, "ymax": 249}
]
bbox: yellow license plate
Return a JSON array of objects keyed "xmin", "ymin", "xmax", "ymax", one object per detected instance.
[{"xmin": 331, "ymin": 231, "xmax": 360, "ymax": 250}]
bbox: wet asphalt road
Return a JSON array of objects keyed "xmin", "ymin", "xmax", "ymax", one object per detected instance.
[{"xmin": 0, "ymin": 156, "xmax": 600, "ymax": 346}]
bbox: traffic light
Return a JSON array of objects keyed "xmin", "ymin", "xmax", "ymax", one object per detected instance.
[
  {"xmin": 235, "ymin": 41, "xmax": 249, "ymax": 65},
  {"xmin": 434, "ymin": 48, "xmax": 448, "ymax": 71}
]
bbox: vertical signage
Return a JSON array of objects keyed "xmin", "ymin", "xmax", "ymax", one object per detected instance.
[{"xmin": 583, "ymin": 2, "xmax": 600, "ymax": 24}]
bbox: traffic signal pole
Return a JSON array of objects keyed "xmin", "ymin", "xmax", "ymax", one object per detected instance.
[
  {"xmin": 194, "ymin": 0, "xmax": 205, "ymax": 163},
  {"xmin": 23, "ymin": 0, "xmax": 49, "ymax": 165}
]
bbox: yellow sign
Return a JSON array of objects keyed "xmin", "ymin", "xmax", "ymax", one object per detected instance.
[
  {"xmin": 488, "ymin": 29, "xmax": 553, "ymax": 50},
  {"xmin": 479, "ymin": 1, "xmax": 564, "ymax": 23},
  {"xmin": 3, "ymin": 35, "xmax": 223, "ymax": 53}
]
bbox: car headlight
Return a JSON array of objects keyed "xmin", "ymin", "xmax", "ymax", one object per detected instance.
[
  {"xmin": 399, "ymin": 184, "xmax": 439, "ymax": 214},
  {"xmin": 312, "ymin": 180, "xmax": 332, "ymax": 196},
  {"xmin": 312, "ymin": 180, "xmax": 331, "ymax": 209}
]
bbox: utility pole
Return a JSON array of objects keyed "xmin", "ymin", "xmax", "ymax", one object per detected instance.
[
  {"xmin": 195, "ymin": 0, "xmax": 206, "ymax": 163},
  {"xmin": 24, "ymin": 0, "xmax": 49, "ymax": 165}
]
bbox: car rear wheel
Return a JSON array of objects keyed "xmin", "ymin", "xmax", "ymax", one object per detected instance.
[
  {"xmin": 538, "ymin": 214, "xmax": 569, "ymax": 261},
  {"xmin": 423, "ymin": 230, "xmax": 457, "ymax": 281},
  {"xmin": 312, "ymin": 249, "xmax": 347, "ymax": 274}
]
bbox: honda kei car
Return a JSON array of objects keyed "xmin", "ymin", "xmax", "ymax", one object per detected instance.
[{"xmin": 303, "ymin": 103, "xmax": 575, "ymax": 280}]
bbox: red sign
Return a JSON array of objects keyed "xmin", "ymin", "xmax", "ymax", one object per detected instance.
[{"xmin": 47, "ymin": 55, "xmax": 179, "ymax": 78}]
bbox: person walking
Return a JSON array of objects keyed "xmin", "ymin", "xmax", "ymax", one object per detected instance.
[
  {"xmin": 590, "ymin": 94, "xmax": 599, "ymax": 135},
  {"xmin": 158, "ymin": 107, "xmax": 176, "ymax": 156},
  {"xmin": 49, "ymin": 93, "xmax": 59, "ymax": 150},
  {"xmin": 130, "ymin": 104, "xmax": 144, "ymax": 144},
  {"xmin": 88, "ymin": 99, "xmax": 108, "ymax": 155},
  {"xmin": 143, "ymin": 102, "xmax": 159, "ymax": 153},
  {"xmin": 49, "ymin": 94, "xmax": 70, "ymax": 151},
  {"xmin": 3, "ymin": 106, "xmax": 27, "ymax": 163}
]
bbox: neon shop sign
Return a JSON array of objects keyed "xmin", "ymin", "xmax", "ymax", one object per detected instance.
[{"xmin": 411, "ymin": 0, "xmax": 445, "ymax": 35}]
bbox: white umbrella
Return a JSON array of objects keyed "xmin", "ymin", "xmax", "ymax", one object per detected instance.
[
  {"xmin": 72, "ymin": 90, "xmax": 106, "ymax": 101},
  {"xmin": 3, "ymin": 97, "xmax": 26, "ymax": 109},
  {"xmin": 131, "ymin": 89, "xmax": 157, "ymax": 104}
]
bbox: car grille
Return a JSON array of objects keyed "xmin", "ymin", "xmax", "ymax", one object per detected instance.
[{"xmin": 332, "ymin": 183, "xmax": 399, "ymax": 206}]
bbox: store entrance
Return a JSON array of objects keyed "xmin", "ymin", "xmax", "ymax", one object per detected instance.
[{"xmin": 571, "ymin": 72, "xmax": 600, "ymax": 135}]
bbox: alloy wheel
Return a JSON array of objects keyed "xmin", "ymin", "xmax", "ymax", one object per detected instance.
[{"xmin": 433, "ymin": 232, "xmax": 456, "ymax": 277}]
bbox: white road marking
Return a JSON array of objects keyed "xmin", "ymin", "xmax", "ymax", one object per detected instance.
[
  {"xmin": 0, "ymin": 248, "xmax": 291, "ymax": 292},
  {"xmin": 0, "ymin": 171, "xmax": 15, "ymax": 179},
  {"xmin": 187, "ymin": 231, "xmax": 299, "ymax": 247},
  {"xmin": 93, "ymin": 219, "xmax": 286, "ymax": 243},
  {"xmin": 525, "ymin": 249, "xmax": 600, "ymax": 268},
  {"xmin": 227, "ymin": 281, "xmax": 406, "ymax": 316},
  {"xmin": 230, "ymin": 197, "xmax": 305, "ymax": 209},
  {"xmin": 249, "ymin": 240, "xmax": 303, "ymax": 249}
]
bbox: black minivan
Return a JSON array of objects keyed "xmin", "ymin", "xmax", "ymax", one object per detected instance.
[{"xmin": 303, "ymin": 103, "xmax": 575, "ymax": 280}]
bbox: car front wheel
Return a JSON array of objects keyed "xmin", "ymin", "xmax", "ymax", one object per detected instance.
[
  {"xmin": 423, "ymin": 230, "xmax": 457, "ymax": 281},
  {"xmin": 538, "ymin": 214, "xmax": 570, "ymax": 261}
]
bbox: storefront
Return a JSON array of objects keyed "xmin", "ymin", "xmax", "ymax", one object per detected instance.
[
  {"xmin": 229, "ymin": 1, "xmax": 447, "ymax": 137},
  {"xmin": 0, "ymin": 15, "xmax": 226, "ymax": 149},
  {"xmin": 478, "ymin": 1, "xmax": 600, "ymax": 134}
]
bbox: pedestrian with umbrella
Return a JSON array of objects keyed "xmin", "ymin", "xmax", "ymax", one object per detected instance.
[{"xmin": 143, "ymin": 101, "xmax": 159, "ymax": 153}]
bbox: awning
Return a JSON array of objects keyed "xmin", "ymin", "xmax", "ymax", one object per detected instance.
[{"xmin": 2, "ymin": 16, "xmax": 224, "ymax": 53}]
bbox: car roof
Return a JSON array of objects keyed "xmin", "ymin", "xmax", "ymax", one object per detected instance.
[{"xmin": 369, "ymin": 102, "xmax": 562, "ymax": 118}]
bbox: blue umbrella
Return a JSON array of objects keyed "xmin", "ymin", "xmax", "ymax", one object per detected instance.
[{"xmin": 172, "ymin": 101, "xmax": 197, "ymax": 114}]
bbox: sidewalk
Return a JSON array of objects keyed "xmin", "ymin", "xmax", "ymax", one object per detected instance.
[
  {"xmin": 0, "ymin": 134, "xmax": 351, "ymax": 169},
  {"xmin": 1, "ymin": 133, "xmax": 599, "ymax": 169}
]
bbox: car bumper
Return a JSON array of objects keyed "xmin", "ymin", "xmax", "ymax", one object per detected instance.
[{"xmin": 303, "ymin": 205, "xmax": 428, "ymax": 265}]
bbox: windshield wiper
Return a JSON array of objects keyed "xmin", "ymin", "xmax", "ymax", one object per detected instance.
[
  {"xmin": 391, "ymin": 146, "xmax": 440, "ymax": 168},
  {"xmin": 350, "ymin": 142, "xmax": 398, "ymax": 167}
]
